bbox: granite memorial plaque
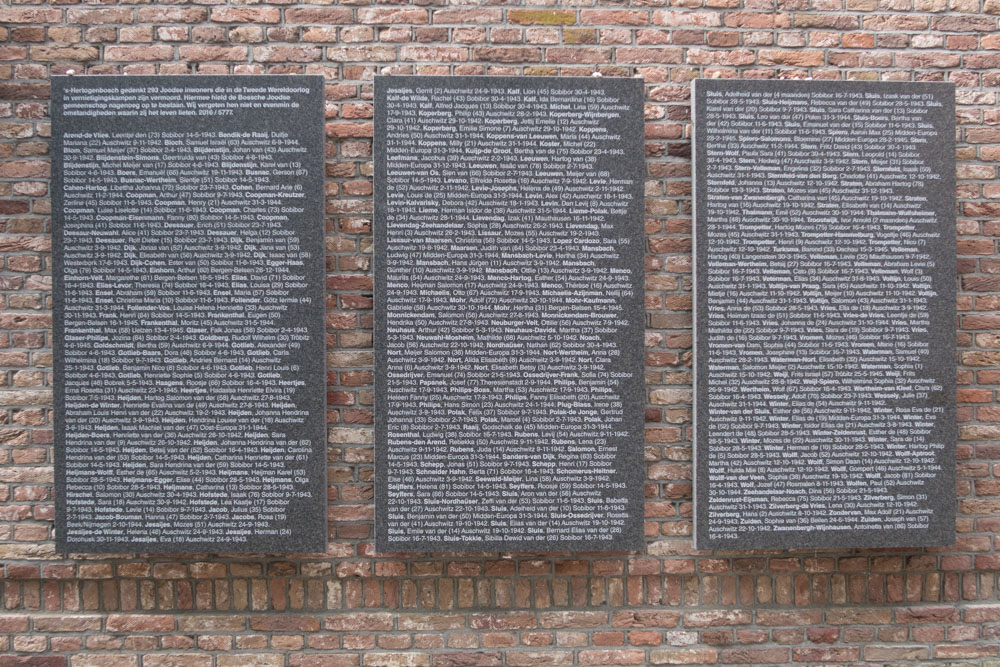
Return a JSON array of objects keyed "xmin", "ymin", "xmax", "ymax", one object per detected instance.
[
  {"xmin": 53, "ymin": 75, "xmax": 327, "ymax": 553},
  {"xmin": 693, "ymin": 79, "xmax": 956, "ymax": 550},
  {"xmin": 375, "ymin": 76, "xmax": 645, "ymax": 552}
]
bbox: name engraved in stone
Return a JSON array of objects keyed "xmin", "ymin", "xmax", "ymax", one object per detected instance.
[
  {"xmin": 53, "ymin": 75, "xmax": 327, "ymax": 553},
  {"xmin": 693, "ymin": 80, "xmax": 956, "ymax": 550},
  {"xmin": 375, "ymin": 76, "xmax": 645, "ymax": 552}
]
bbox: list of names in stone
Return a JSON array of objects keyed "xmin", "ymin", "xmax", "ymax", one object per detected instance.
[
  {"xmin": 375, "ymin": 76, "xmax": 645, "ymax": 552},
  {"xmin": 53, "ymin": 76, "xmax": 327, "ymax": 553},
  {"xmin": 694, "ymin": 80, "xmax": 956, "ymax": 550}
]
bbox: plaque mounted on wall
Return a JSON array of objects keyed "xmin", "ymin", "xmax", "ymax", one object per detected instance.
[
  {"xmin": 374, "ymin": 76, "xmax": 645, "ymax": 552},
  {"xmin": 693, "ymin": 79, "xmax": 956, "ymax": 550},
  {"xmin": 53, "ymin": 75, "xmax": 327, "ymax": 553}
]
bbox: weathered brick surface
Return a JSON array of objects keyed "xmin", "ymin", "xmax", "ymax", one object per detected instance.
[{"xmin": 0, "ymin": 0, "xmax": 998, "ymax": 664}]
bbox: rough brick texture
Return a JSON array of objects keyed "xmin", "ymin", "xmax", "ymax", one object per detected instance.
[{"xmin": 2, "ymin": 0, "xmax": 1000, "ymax": 665}]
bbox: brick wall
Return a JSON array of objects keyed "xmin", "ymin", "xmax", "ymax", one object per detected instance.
[{"xmin": 2, "ymin": 0, "xmax": 1000, "ymax": 665}]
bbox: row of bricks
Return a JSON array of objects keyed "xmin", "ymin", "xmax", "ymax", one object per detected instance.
[
  {"xmin": 0, "ymin": 7, "xmax": 997, "ymax": 30},
  {"xmin": 0, "ymin": 645, "xmax": 995, "ymax": 667},
  {"xmin": 2, "ymin": 67, "xmax": 999, "ymax": 94},
  {"xmin": 1, "ymin": 604, "xmax": 1000, "ymax": 629},
  {"xmin": 7, "ymin": 26, "xmax": 1000, "ymax": 51},
  {"xmin": 2, "ymin": 572, "xmax": 1000, "ymax": 611},
  {"xmin": 5, "ymin": 46, "xmax": 1000, "ymax": 70},
  {"xmin": 4, "ymin": 551, "xmax": 1000, "ymax": 577}
]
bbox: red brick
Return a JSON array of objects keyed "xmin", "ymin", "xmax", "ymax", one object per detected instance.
[
  {"xmin": 934, "ymin": 644, "xmax": 999, "ymax": 659},
  {"xmin": 105, "ymin": 615, "xmax": 174, "ymax": 632},
  {"xmin": 29, "ymin": 46, "xmax": 98, "ymax": 62},
  {"xmin": 0, "ymin": 9, "xmax": 62, "ymax": 23},
  {"xmin": 291, "ymin": 657, "xmax": 359, "ymax": 667},
  {"xmin": 250, "ymin": 615, "xmax": 320, "ymax": 632},
  {"xmin": 934, "ymin": 16, "xmax": 996, "ymax": 31},
  {"xmin": 0, "ymin": 616, "xmax": 29, "ymax": 632},
  {"xmin": 0, "ymin": 162, "xmax": 49, "ymax": 179},
  {"xmin": 358, "ymin": 8, "xmax": 428, "ymax": 25},
  {"xmin": 791, "ymin": 647, "xmax": 859, "ymax": 662},
  {"xmin": 177, "ymin": 46, "xmax": 247, "ymax": 62},
  {"xmin": 327, "ymin": 46, "xmax": 396, "ymax": 63},
  {"xmin": 433, "ymin": 9, "xmax": 502, "ymax": 24},
  {"xmin": 0, "ymin": 658, "xmax": 68, "ymax": 667},
  {"xmin": 756, "ymin": 610, "xmax": 821, "ymax": 626},
  {"xmin": 326, "ymin": 122, "xmax": 374, "ymax": 139},
  {"xmin": 137, "ymin": 8, "xmax": 206, "ymax": 23},
  {"xmin": 826, "ymin": 608, "xmax": 891, "ymax": 624},
  {"xmin": 718, "ymin": 648, "xmax": 788, "ymax": 664},
  {"xmin": 253, "ymin": 45, "xmax": 322, "ymax": 62},
  {"xmin": 505, "ymin": 653, "xmax": 572, "ymax": 667},
  {"xmin": 684, "ymin": 610, "xmax": 751, "ymax": 627},
  {"xmin": 650, "ymin": 649, "xmax": 717, "ymax": 664},
  {"xmin": 577, "ymin": 650, "xmax": 645, "ymax": 665},
  {"xmin": 142, "ymin": 657, "xmax": 212, "ymax": 667},
  {"xmin": 0, "ymin": 84, "xmax": 49, "ymax": 100},
  {"xmin": 105, "ymin": 45, "xmax": 173, "ymax": 61},
  {"xmin": 400, "ymin": 46, "xmax": 468, "ymax": 62},
  {"xmin": 66, "ymin": 8, "xmax": 134, "ymax": 24},
  {"xmin": 286, "ymin": 8, "xmax": 354, "ymax": 25},
  {"xmin": 580, "ymin": 10, "xmax": 649, "ymax": 25},
  {"xmin": 472, "ymin": 47, "xmax": 541, "ymax": 63},
  {"xmin": 759, "ymin": 49, "xmax": 825, "ymax": 66},
  {"xmin": 210, "ymin": 7, "xmax": 279, "ymax": 23},
  {"xmin": 616, "ymin": 48, "xmax": 683, "ymax": 64},
  {"xmin": 653, "ymin": 10, "xmax": 721, "ymax": 27}
]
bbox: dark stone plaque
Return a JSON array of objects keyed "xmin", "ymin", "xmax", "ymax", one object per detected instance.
[
  {"xmin": 693, "ymin": 79, "xmax": 956, "ymax": 550},
  {"xmin": 375, "ymin": 76, "xmax": 645, "ymax": 552},
  {"xmin": 53, "ymin": 75, "xmax": 327, "ymax": 553}
]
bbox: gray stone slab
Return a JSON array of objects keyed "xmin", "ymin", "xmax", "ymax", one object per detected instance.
[
  {"xmin": 693, "ymin": 79, "xmax": 956, "ymax": 550},
  {"xmin": 53, "ymin": 75, "xmax": 327, "ymax": 553},
  {"xmin": 374, "ymin": 75, "xmax": 645, "ymax": 552}
]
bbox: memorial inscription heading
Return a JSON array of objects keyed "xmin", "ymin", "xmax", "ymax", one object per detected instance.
[
  {"xmin": 375, "ymin": 76, "xmax": 645, "ymax": 552},
  {"xmin": 694, "ymin": 80, "xmax": 956, "ymax": 550},
  {"xmin": 54, "ymin": 75, "xmax": 327, "ymax": 553}
]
